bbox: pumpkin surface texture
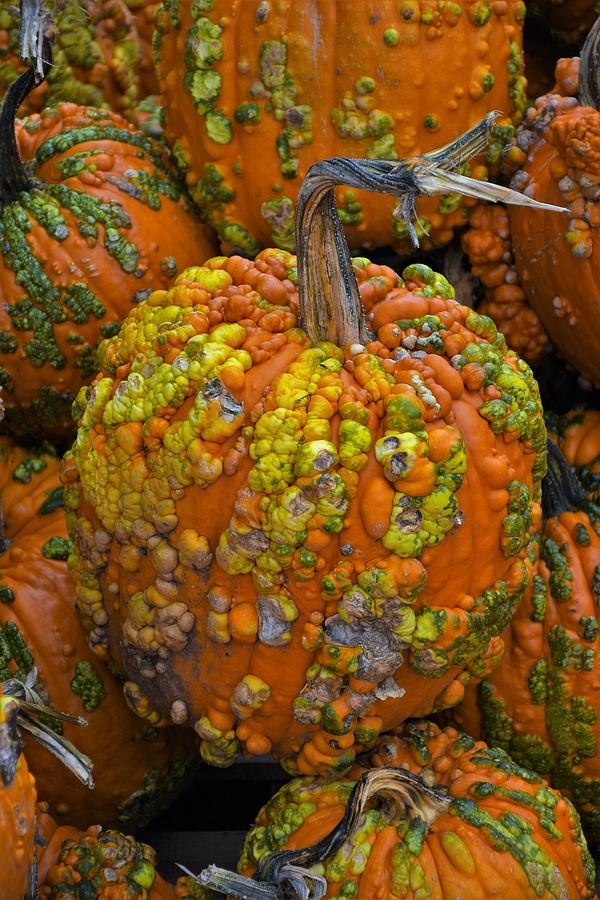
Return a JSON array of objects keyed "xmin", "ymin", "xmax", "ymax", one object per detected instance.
[
  {"xmin": 507, "ymin": 23, "xmax": 600, "ymax": 388},
  {"xmin": 548, "ymin": 408, "xmax": 600, "ymax": 504},
  {"xmin": 0, "ymin": 437, "xmax": 197, "ymax": 828},
  {"xmin": 0, "ymin": 689, "xmax": 37, "ymax": 900},
  {"xmin": 0, "ymin": 0, "xmax": 145, "ymax": 118},
  {"xmin": 0, "ymin": 57, "xmax": 216, "ymax": 439},
  {"xmin": 64, "ymin": 136, "xmax": 549, "ymax": 777},
  {"xmin": 206, "ymin": 721, "xmax": 596, "ymax": 900},
  {"xmin": 454, "ymin": 442, "xmax": 600, "ymax": 837},
  {"xmin": 154, "ymin": 0, "xmax": 528, "ymax": 255}
]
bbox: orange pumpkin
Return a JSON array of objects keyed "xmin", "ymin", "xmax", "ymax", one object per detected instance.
[
  {"xmin": 125, "ymin": 0, "xmax": 160, "ymax": 96},
  {"xmin": 461, "ymin": 202, "xmax": 552, "ymax": 365},
  {"xmin": 64, "ymin": 137, "xmax": 548, "ymax": 777},
  {"xmin": 0, "ymin": 55, "xmax": 216, "ymax": 439},
  {"xmin": 454, "ymin": 442, "xmax": 600, "ymax": 836},
  {"xmin": 0, "ymin": 0, "xmax": 145, "ymax": 119},
  {"xmin": 154, "ymin": 0, "xmax": 528, "ymax": 255},
  {"xmin": 548, "ymin": 408, "xmax": 600, "ymax": 502},
  {"xmin": 0, "ymin": 437, "xmax": 197, "ymax": 829},
  {"xmin": 0, "ymin": 689, "xmax": 37, "ymax": 900},
  {"xmin": 208, "ymin": 721, "xmax": 596, "ymax": 899},
  {"xmin": 506, "ymin": 22, "xmax": 600, "ymax": 387}
]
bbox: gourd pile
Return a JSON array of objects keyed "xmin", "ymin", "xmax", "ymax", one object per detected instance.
[{"xmin": 3, "ymin": 1, "xmax": 600, "ymax": 898}]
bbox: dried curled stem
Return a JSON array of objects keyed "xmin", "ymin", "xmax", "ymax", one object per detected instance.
[
  {"xmin": 196, "ymin": 767, "xmax": 449, "ymax": 899},
  {"xmin": 579, "ymin": 16, "xmax": 600, "ymax": 109},
  {"xmin": 3, "ymin": 669, "xmax": 94, "ymax": 788},
  {"xmin": 542, "ymin": 439, "xmax": 588, "ymax": 520},
  {"xmin": 296, "ymin": 113, "xmax": 567, "ymax": 346}
]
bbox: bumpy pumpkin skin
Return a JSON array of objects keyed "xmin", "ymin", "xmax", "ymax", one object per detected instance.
[
  {"xmin": 455, "ymin": 498, "xmax": 600, "ymax": 836},
  {"xmin": 0, "ymin": 103, "xmax": 216, "ymax": 439},
  {"xmin": 154, "ymin": 0, "xmax": 527, "ymax": 255},
  {"xmin": 0, "ymin": 438, "xmax": 197, "ymax": 829},
  {"xmin": 65, "ymin": 252, "xmax": 545, "ymax": 776},
  {"xmin": 0, "ymin": 693, "xmax": 37, "ymax": 900},
  {"xmin": 0, "ymin": 0, "xmax": 144, "ymax": 119},
  {"xmin": 507, "ymin": 55, "xmax": 600, "ymax": 388},
  {"xmin": 527, "ymin": 0, "xmax": 597, "ymax": 45},
  {"xmin": 461, "ymin": 203, "xmax": 552, "ymax": 366},
  {"xmin": 35, "ymin": 803, "xmax": 204, "ymax": 899},
  {"xmin": 125, "ymin": 0, "xmax": 160, "ymax": 95},
  {"xmin": 239, "ymin": 720, "xmax": 595, "ymax": 899}
]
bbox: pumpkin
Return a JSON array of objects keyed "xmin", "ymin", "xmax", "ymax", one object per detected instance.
[
  {"xmin": 0, "ymin": 52, "xmax": 216, "ymax": 439},
  {"xmin": 63, "ymin": 125, "xmax": 552, "ymax": 777},
  {"xmin": 453, "ymin": 442, "xmax": 600, "ymax": 837},
  {"xmin": 125, "ymin": 0, "xmax": 160, "ymax": 96},
  {"xmin": 547, "ymin": 408, "xmax": 600, "ymax": 503},
  {"xmin": 201, "ymin": 720, "xmax": 595, "ymax": 900},
  {"xmin": 0, "ymin": 0, "xmax": 145, "ymax": 119},
  {"xmin": 153, "ymin": 0, "xmax": 528, "ymax": 256},
  {"xmin": 35, "ymin": 803, "xmax": 208, "ymax": 898},
  {"xmin": 0, "ymin": 436, "xmax": 198, "ymax": 829},
  {"xmin": 0, "ymin": 688, "xmax": 37, "ymax": 900},
  {"xmin": 506, "ymin": 20, "xmax": 600, "ymax": 388},
  {"xmin": 461, "ymin": 202, "xmax": 552, "ymax": 366},
  {"xmin": 527, "ymin": 0, "xmax": 597, "ymax": 46}
]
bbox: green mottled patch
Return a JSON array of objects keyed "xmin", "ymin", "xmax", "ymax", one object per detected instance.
[{"xmin": 70, "ymin": 660, "xmax": 107, "ymax": 711}]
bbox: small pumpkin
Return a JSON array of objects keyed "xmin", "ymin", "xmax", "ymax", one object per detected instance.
[
  {"xmin": 202, "ymin": 720, "xmax": 595, "ymax": 900},
  {"xmin": 547, "ymin": 408, "xmax": 600, "ymax": 503},
  {"xmin": 0, "ymin": 436, "xmax": 198, "ymax": 829},
  {"xmin": 506, "ymin": 20, "xmax": 600, "ymax": 387},
  {"xmin": 64, "ymin": 123, "xmax": 552, "ymax": 776},
  {"xmin": 0, "ymin": 688, "xmax": 37, "ymax": 900},
  {"xmin": 154, "ymin": 0, "xmax": 528, "ymax": 255},
  {"xmin": 125, "ymin": 0, "xmax": 160, "ymax": 96},
  {"xmin": 0, "ymin": 49, "xmax": 216, "ymax": 438},
  {"xmin": 461, "ymin": 202, "xmax": 552, "ymax": 366},
  {"xmin": 0, "ymin": 0, "xmax": 145, "ymax": 119},
  {"xmin": 454, "ymin": 442, "xmax": 600, "ymax": 837}
]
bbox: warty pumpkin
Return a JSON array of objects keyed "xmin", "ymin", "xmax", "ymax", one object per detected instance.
[
  {"xmin": 0, "ymin": 688, "xmax": 37, "ymax": 900},
  {"xmin": 125, "ymin": 0, "xmax": 159, "ymax": 96},
  {"xmin": 63, "ymin": 122, "xmax": 558, "ymax": 777},
  {"xmin": 461, "ymin": 202, "xmax": 552, "ymax": 366},
  {"xmin": 0, "ymin": 436, "xmax": 198, "ymax": 829},
  {"xmin": 0, "ymin": 48, "xmax": 216, "ymax": 439},
  {"xmin": 0, "ymin": 0, "xmax": 145, "ymax": 119},
  {"xmin": 154, "ymin": 0, "xmax": 528, "ymax": 256},
  {"xmin": 505, "ymin": 19, "xmax": 600, "ymax": 388},
  {"xmin": 199, "ymin": 720, "xmax": 595, "ymax": 900},
  {"xmin": 453, "ymin": 441, "xmax": 600, "ymax": 837}
]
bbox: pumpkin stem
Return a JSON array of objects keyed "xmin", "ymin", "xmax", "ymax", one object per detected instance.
[
  {"xmin": 296, "ymin": 113, "xmax": 568, "ymax": 345},
  {"xmin": 197, "ymin": 768, "xmax": 449, "ymax": 898},
  {"xmin": 0, "ymin": 35, "xmax": 51, "ymax": 205},
  {"xmin": 542, "ymin": 439, "xmax": 588, "ymax": 520},
  {"xmin": 579, "ymin": 16, "xmax": 600, "ymax": 109},
  {"xmin": 3, "ymin": 669, "xmax": 94, "ymax": 789}
]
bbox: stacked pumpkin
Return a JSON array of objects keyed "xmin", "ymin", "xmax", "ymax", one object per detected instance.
[{"xmin": 3, "ymin": 0, "xmax": 600, "ymax": 898}]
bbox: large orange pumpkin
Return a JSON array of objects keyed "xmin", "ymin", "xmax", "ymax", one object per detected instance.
[
  {"xmin": 0, "ymin": 437, "xmax": 197, "ymax": 829},
  {"xmin": 0, "ymin": 55, "xmax": 216, "ymax": 439},
  {"xmin": 506, "ymin": 22, "xmax": 600, "ymax": 387},
  {"xmin": 64, "ymin": 139, "xmax": 549, "ymax": 777},
  {"xmin": 0, "ymin": 689, "xmax": 37, "ymax": 900},
  {"xmin": 204, "ymin": 721, "xmax": 595, "ymax": 900},
  {"xmin": 454, "ymin": 442, "xmax": 600, "ymax": 836},
  {"xmin": 154, "ymin": 0, "xmax": 528, "ymax": 255}
]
